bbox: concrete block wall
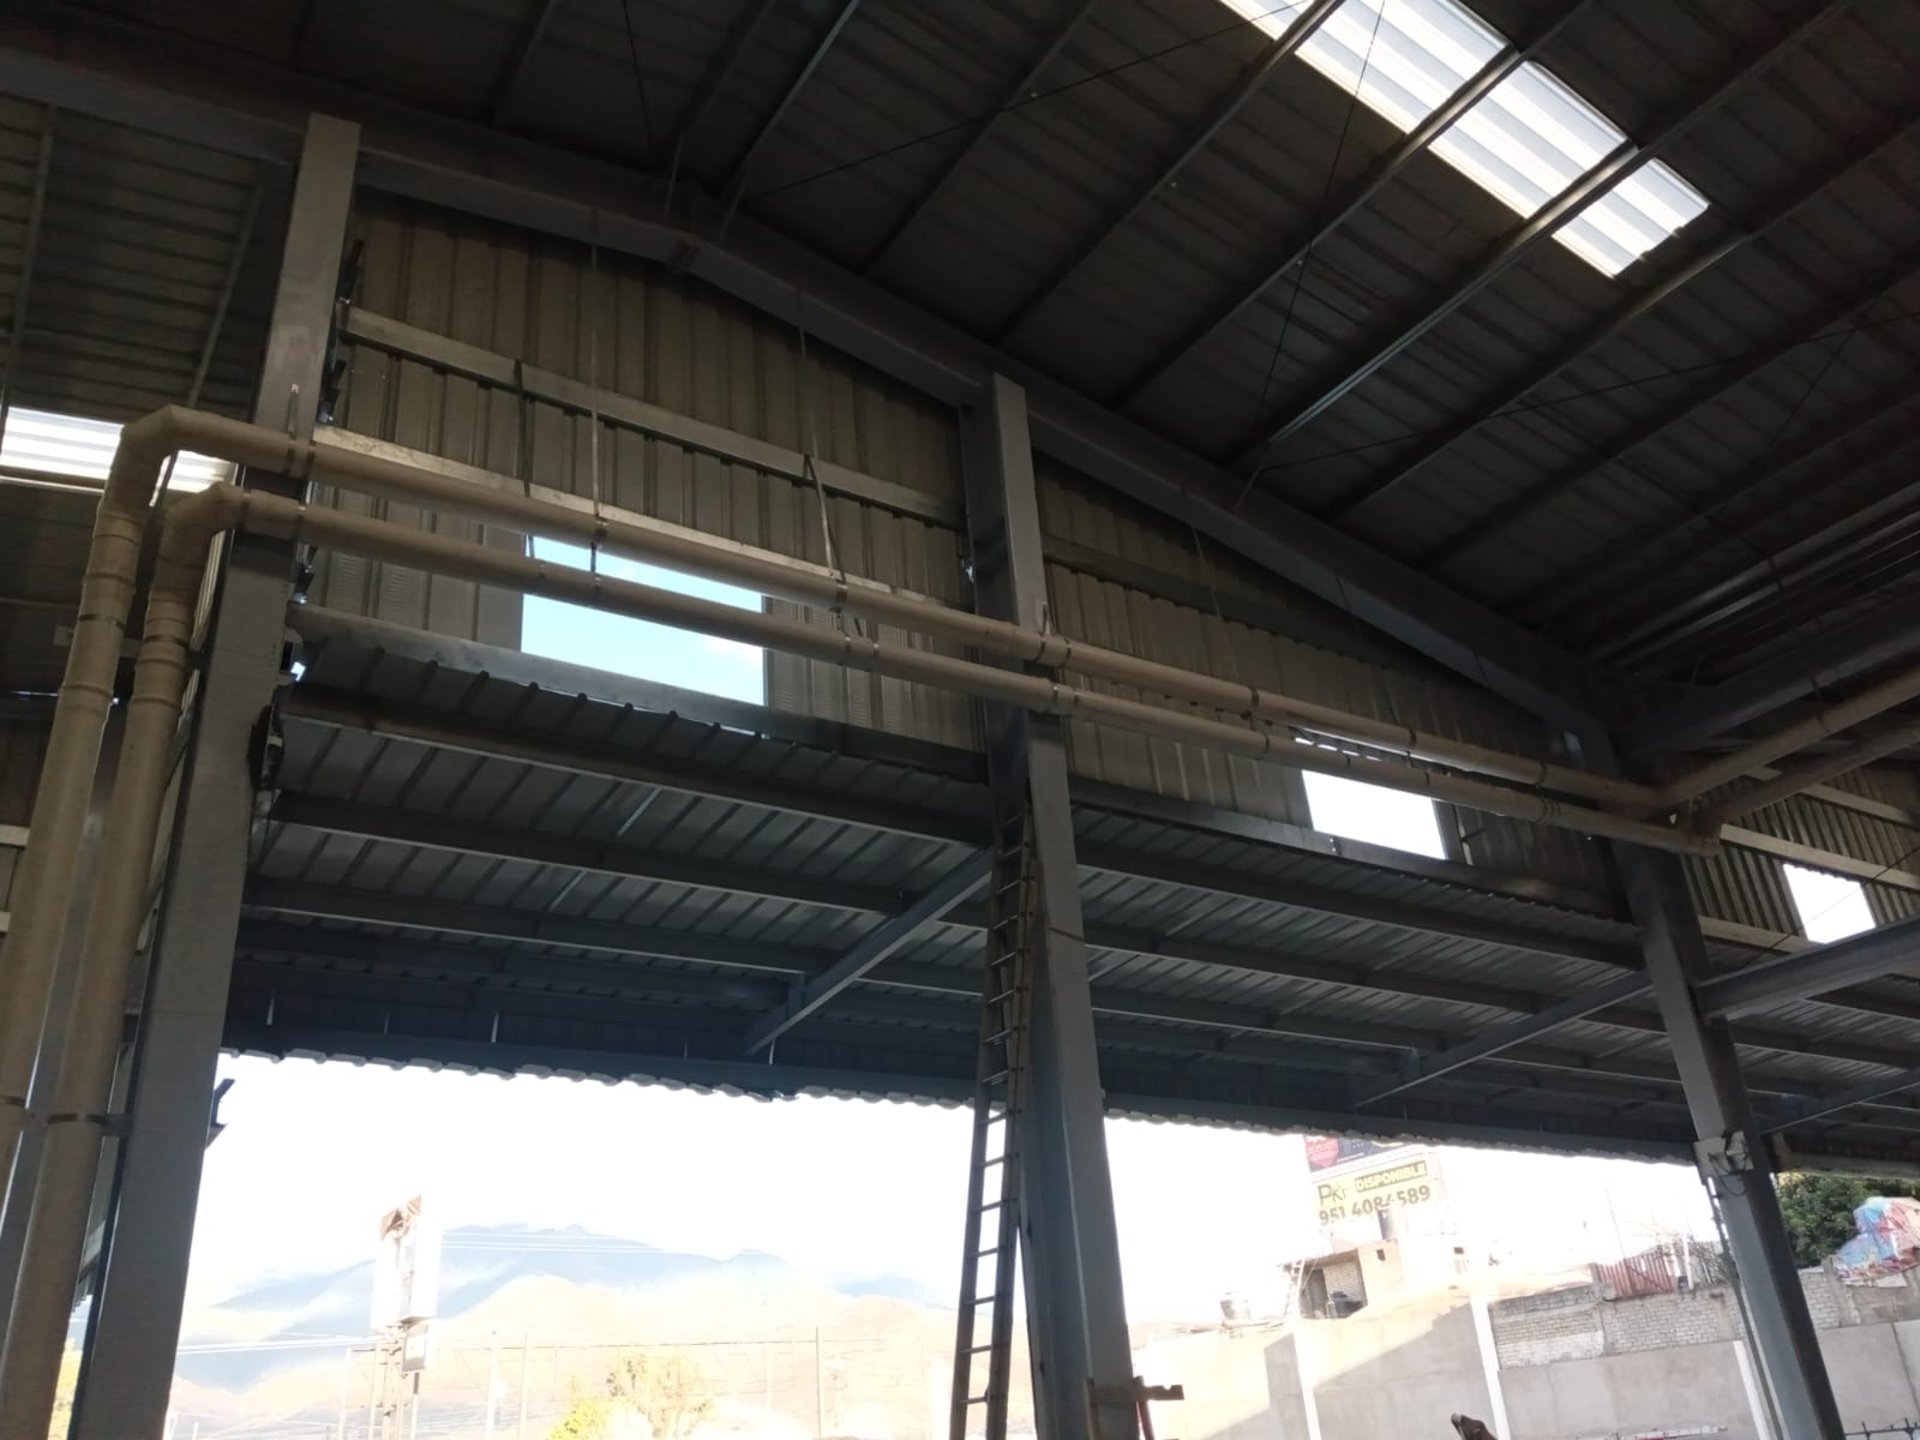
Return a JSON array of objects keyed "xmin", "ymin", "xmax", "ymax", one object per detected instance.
[
  {"xmin": 1596, "ymin": 1288, "xmax": 1744, "ymax": 1353},
  {"xmin": 1488, "ymin": 1285, "xmax": 1605, "ymax": 1367}
]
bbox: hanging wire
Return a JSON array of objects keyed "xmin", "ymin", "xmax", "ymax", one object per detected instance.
[
  {"xmin": 588, "ymin": 228, "xmax": 606, "ymax": 578},
  {"xmin": 618, "ymin": 0, "xmax": 657, "ymax": 154},
  {"xmin": 744, "ymin": 0, "xmax": 1316, "ymax": 205},
  {"xmin": 1233, "ymin": 0, "xmax": 1393, "ymax": 513},
  {"xmin": 792, "ymin": 290, "xmax": 863, "ymax": 645}
]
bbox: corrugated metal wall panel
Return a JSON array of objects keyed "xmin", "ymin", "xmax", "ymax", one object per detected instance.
[
  {"xmin": 1686, "ymin": 846, "xmax": 1801, "ymax": 940},
  {"xmin": 320, "ymin": 192, "xmax": 977, "ymax": 748},
  {"xmin": 1037, "ymin": 460, "xmax": 1611, "ymax": 889},
  {"xmin": 1831, "ymin": 765, "xmax": 1920, "ymax": 816}
]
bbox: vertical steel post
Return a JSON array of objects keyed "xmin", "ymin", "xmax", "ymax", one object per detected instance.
[
  {"xmin": 962, "ymin": 374, "xmax": 1137, "ymax": 1440},
  {"xmin": 1615, "ymin": 847, "xmax": 1845, "ymax": 1438},
  {"xmin": 67, "ymin": 113, "xmax": 360, "ymax": 1440}
]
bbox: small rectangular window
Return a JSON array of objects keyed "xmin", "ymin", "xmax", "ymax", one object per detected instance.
[
  {"xmin": 1301, "ymin": 767, "xmax": 1448, "ymax": 859},
  {"xmin": 0, "ymin": 407, "xmax": 232, "ymax": 494},
  {"xmin": 1781, "ymin": 862, "xmax": 1875, "ymax": 945},
  {"xmin": 522, "ymin": 537, "xmax": 766, "ymax": 704},
  {"xmin": 1220, "ymin": 0, "xmax": 1709, "ymax": 275}
]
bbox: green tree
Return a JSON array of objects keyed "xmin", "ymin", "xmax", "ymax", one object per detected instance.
[{"xmin": 1776, "ymin": 1172, "xmax": 1920, "ymax": 1267}]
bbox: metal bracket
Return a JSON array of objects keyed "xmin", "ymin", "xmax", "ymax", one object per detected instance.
[{"xmin": 1693, "ymin": 1130, "xmax": 1755, "ymax": 1182}]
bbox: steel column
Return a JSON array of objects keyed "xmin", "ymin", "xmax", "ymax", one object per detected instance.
[
  {"xmin": 1617, "ymin": 848, "xmax": 1845, "ymax": 1438},
  {"xmin": 68, "ymin": 113, "xmax": 359, "ymax": 1440},
  {"xmin": 965, "ymin": 374, "xmax": 1136, "ymax": 1440}
]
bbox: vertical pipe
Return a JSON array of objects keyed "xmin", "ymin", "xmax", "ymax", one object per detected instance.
[
  {"xmin": 336, "ymin": 1347, "xmax": 352, "ymax": 1440},
  {"xmin": 0, "ymin": 479, "xmax": 151, "ymax": 1227},
  {"xmin": 74, "ymin": 113, "xmax": 360, "ymax": 1440},
  {"xmin": 0, "ymin": 500, "xmax": 219, "ymax": 1440}
]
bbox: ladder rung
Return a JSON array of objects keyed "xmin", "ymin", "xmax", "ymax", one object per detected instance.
[{"xmin": 971, "ymin": 1293, "xmax": 998, "ymax": 1305}]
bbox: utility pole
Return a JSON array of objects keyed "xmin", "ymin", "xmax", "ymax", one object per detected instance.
[
  {"xmin": 516, "ymin": 1332, "xmax": 531, "ymax": 1440},
  {"xmin": 484, "ymin": 1330, "xmax": 500, "ymax": 1440},
  {"xmin": 335, "ymin": 1347, "xmax": 352, "ymax": 1440}
]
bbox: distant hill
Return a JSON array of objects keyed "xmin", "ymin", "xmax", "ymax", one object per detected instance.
[{"xmin": 172, "ymin": 1224, "xmax": 995, "ymax": 1439}]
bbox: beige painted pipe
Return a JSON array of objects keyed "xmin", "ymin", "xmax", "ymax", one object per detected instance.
[
  {"xmin": 1, "ymin": 417, "xmax": 1724, "ymax": 1429},
  {"xmin": 124, "ymin": 411, "xmax": 1661, "ymax": 813},
  {"xmin": 242, "ymin": 496, "xmax": 1711, "ymax": 854},
  {"xmin": 0, "ymin": 489, "xmax": 228, "ymax": 1440},
  {"xmin": 302, "ymin": 426, "xmax": 1657, "ymax": 811},
  {"xmin": 0, "ymin": 402, "xmax": 1668, "ymax": 1179},
  {"xmin": 1661, "ymin": 661, "xmax": 1920, "ymax": 811}
]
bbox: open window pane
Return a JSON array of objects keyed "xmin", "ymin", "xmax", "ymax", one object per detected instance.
[
  {"xmin": 1301, "ymin": 769, "xmax": 1448, "ymax": 859},
  {"xmin": 0, "ymin": 407, "xmax": 233, "ymax": 493},
  {"xmin": 1781, "ymin": 862, "xmax": 1875, "ymax": 945},
  {"xmin": 1220, "ymin": 0, "xmax": 1709, "ymax": 275},
  {"xmin": 522, "ymin": 538, "xmax": 766, "ymax": 704}
]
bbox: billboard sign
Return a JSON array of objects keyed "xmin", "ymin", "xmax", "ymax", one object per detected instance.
[{"xmin": 1304, "ymin": 1134, "xmax": 1400, "ymax": 1175}]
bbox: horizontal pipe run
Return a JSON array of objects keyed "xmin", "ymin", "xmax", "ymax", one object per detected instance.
[
  {"xmin": 294, "ymin": 430, "xmax": 1648, "ymax": 809},
  {"xmin": 236, "ymin": 492, "xmax": 1712, "ymax": 855},
  {"xmin": 119, "ymin": 409, "xmax": 1657, "ymax": 810},
  {"xmin": 1694, "ymin": 719, "xmax": 1920, "ymax": 829},
  {"xmin": 1661, "ymin": 661, "xmax": 1920, "ymax": 810}
]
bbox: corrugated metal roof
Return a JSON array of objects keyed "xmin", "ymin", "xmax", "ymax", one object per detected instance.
[
  {"xmin": 7, "ymin": 0, "xmax": 1920, "ymax": 1161},
  {"xmin": 218, "ymin": 609, "xmax": 1920, "ymax": 1158},
  {"xmin": 45, "ymin": 0, "xmax": 1920, "ymax": 688}
]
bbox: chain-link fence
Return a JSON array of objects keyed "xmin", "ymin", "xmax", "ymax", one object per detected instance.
[{"xmin": 172, "ymin": 1327, "xmax": 1028, "ymax": 1440}]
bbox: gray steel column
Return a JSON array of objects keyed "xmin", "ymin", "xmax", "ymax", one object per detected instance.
[
  {"xmin": 963, "ymin": 374, "xmax": 1137, "ymax": 1440},
  {"xmin": 69, "ymin": 113, "xmax": 359, "ymax": 1440},
  {"xmin": 1615, "ymin": 847, "xmax": 1844, "ymax": 1439}
]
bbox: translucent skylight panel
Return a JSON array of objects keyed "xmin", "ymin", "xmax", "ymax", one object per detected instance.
[
  {"xmin": 0, "ymin": 407, "xmax": 232, "ymax": 494},
  {"xmin": 1220, "ymin": 0, "xmax": 1709, "ymax": 275},
  {"xmin": 1782, "ymin": 863, "xmax": 1876, "ymax": 946},
  {"xmin": 1301, "ymin": 769, "xmax": 1449, "ymax": 858}
]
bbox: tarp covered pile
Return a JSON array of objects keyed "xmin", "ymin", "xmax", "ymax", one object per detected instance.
[{"xmin": 1832, "ymin": 1195, "xmax": 1920, "ymax": 1284}]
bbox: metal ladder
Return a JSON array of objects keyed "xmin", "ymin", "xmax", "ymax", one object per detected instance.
[{"xmin": 949, "ymin": 797, "xmax": 1038, "ymax": 1440}]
